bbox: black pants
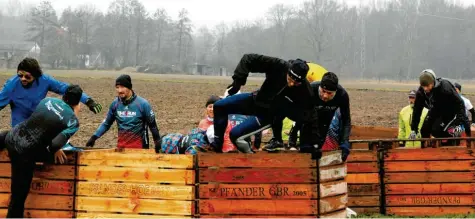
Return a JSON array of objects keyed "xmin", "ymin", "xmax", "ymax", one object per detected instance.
[
  {"xmin": 6, "ymin": 149, "xmax": 36, "ymax": 218},
  {"xmin": 421, "ymin": 114, "xmax": 461, "ymax": 146}
]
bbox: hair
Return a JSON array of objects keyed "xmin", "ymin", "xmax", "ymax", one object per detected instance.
[
  {"xmin": 17, "ymin": 57, "xmax": 43, "ymax": 78},
  {"xmin": 63, "ymin": 85, "xmax": 83, "ymax": 106}
]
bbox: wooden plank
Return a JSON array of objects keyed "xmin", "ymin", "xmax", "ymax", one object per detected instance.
[
  {"xmin": 77, "ymin": 182, "xmax": 194, "ymax": 200},
  {"xmin": 347, "ymin": 173, "xmax": 379, "ymax": 184},
  {"xmin": 347, "ymin": 162, "xmax": 378, "ymax": 173},
  {"xmin": 386, "ymin": 195, "xmax": 475, "ymax": 206},
  {"xmin": 199, "ymin": 168, "xmax": 317, "ymax": 183},
  {"xmin": 386, "ymin": 207, "xmax": 475, "ymax": 216},
  {"xmin": 385, "ymin": 160, "xmax": 475, "ymax": 172},
  {"xmin": 319, "ymin": 209, "xmax": 347, "ymax": 218},
  {"xmin": 351, "ymin": 125, "xmax": 397, "ymax": 138},
  {"xmin": 78, "ymin": 166, "xmax": 195, "ymax": 184},
  {"xmin": 0, "ymin": 163, "xmax": 75, "ymax": 180},
  {"xmin": 320, "ymin": 180, "xmax": 347, "ymax": 198},
  {"xmin": 319, "ymin": 164, "xmax": 346, "ymax": 182},
  {"xmin": 346, "ymin": 151, "xmax": 377, "ymax": 162},
  {"xmin": 76, "ymin": 212, "xmax": 191, "ymax": 218},
  {"xmin": 0, "ymin": 150, "xmax": 77, "ymax": 164},
  {"xmin": 348, "ymin": 196, "xmax": 380, "ymax": 207},
  {"xmin": 348, "ymin": 184, "xmax": 380, "ymax": 196},
  {"xmin": 0, "ymin": 178, "xmax": 73, "ymax": 195},
  {"xmin": 386, "ymin": 183, "xmax": 475, "ymax": 195},
  {"xmin": 385, "ymin": 172, "xmax": 475, "ymax": 183},
  {"xmin": 319, "ymin": 194, "xmax": 348, "ymax": 214},
  {"xmin": 385, "ymin": 148, "xmax": 475, "ymax": 161},
  {"xmin": 199, "ymin": 184, "xmax": 317, "ymax": 199},
  {"xmin": 319, "ymin": 151, "xmax": 343, "ymax": 167},
  {"xmin": 198, "ymin": 200, "xmax": 318, "ymax": 215},
  {"xmin": 198, "ymin": 153, "xmax": 316, "ymax": 168},
  {"xmin": 78, "ymin": 152, "xmax": 193, "ymax": 169},
  {"xmin": 349, "ymin": 207, "xmax": 380, "ymax": 214},
  {"xmin": 0, "ymin": 209, "xmax": 73, "ymax": 218},
  {"xmin": 199, "ymin": 216, "xmax": 312, "ymax": 218},
  {"xmin": 75, "ymin": 197, "xmax": 193, "ymax": 215},
  {"xmin": 0, "ymin": 193, "xmax": 73, "ymax": 210}
]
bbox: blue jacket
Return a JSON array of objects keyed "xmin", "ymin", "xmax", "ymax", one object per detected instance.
[{"xmin": 0, "ymin": 74, "xmax": 90, "ymax": 127}]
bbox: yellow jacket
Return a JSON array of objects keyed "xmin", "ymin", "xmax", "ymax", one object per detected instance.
[{"xmin": 398, "ymin": 105, "xmax": 428, "ymax": 148}]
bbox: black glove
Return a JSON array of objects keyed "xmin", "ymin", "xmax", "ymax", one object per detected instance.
[
  {"xmin": 341, "ymin": 147, "xmax": 350, "ymax": 162},
  {"xmin": 86, "ymin": 98, "xmax": 103, "ymax": 114},
  {"xmin": 86, "ymin": 135, "xmax": 98, "ymax": 147},
  {"xmin": 226, "ymin": 81, "xmax": 241, "ymax": 96}
]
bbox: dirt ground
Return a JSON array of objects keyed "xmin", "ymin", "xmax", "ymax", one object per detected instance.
[{"xmin": 0, "ymin": 70, "xmax": 473, "ymax": 148}]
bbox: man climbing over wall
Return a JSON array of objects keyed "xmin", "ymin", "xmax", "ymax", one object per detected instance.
[
  {"xmin": 409, "ymin": 69, "xmax": 471, "ymax": 146},
  {"xmin": 210, "ymin": 53, "xmax": 316, "ymax": 153},
  {"xmin": 454, "ymin": 83, "xmax": 475, "ymax": 127},
  {"xmin": 85, "ymin": 74, "xmax": 162, "ymax": 149},
  {"xmin": 0, "ymin": 57, "xmax": 102, "ymax": 127},
  {"xmin": 0, "ymin": 85, "xmax": 83, "ymax": 218},
  {"xmin": 398, "ymin": 90, "xmax": 428, "ymax": 148}
]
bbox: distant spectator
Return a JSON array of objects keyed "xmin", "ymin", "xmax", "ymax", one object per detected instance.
[
  {"xmin": 454, "ymin": 83, "xmax": 475, "ymax": 127},
  {"xmin": 398, "ymin": 90, "xmax": 428, "ymax": 148}
]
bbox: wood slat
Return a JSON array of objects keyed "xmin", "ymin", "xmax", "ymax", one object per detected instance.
[
  {"xmin": 0, "ymin": 178, "xmax": 73, "ymax": 195},
  {"xmin": 320, "ymin": 180, "xmax": 347, "ymax": 198},
  {"xmin": 77, "ymin": 182, "xmax": 194, "ymax": 200},
  {"xmin": 346, "ymin": 151, "xmax": 377, "ymax": 162},
  {"xmin": 348, "ymin": 184, "xmax": 380, "ymax": 196},
  {"xmin": 385, "ymin": 148, "xmax": 475, "ymax": 161},
  {"xmin": 0, "ymin": 150, "xmax": 77, "ymax": 164},
  {"xmin": 386, "ymin": 207, "xmax": 475, "ymax": 216},
  {"xmin": 199, "ymin": 216, "xmax": 314, "ymax": 218},
  {"xmin": 385, "ymin": 160, "xmax": 475, "ymax": 172},
  {"xmin": 348, "ymin": 196, "xmax": 380, "ymax": 207},
  {"xmin": 77, "ymin": 166, "xmax": 195, "ymax": 184},
  {"xmin": 385, "ymin": 183, "xmax": 475, "ymax": 195},
  {"xmin": 319, "ymin": 151, "xmax": 343, "ymax": 167},
  {"xmin": 75, "ymin": 197, "xmax": 194, "ymax": 215},
  {"xmin": 198, "ymin": 200, "xmax": 318, "ymax": 215},
  {"xmin": 199, "ymin": 184, "xmax": 317, "ymax": 199},
  {"xmin": 0, "ymin": 193, "xmax": 73, "ymax": 210},
  {"xmin": 386, "ymin": 195, "xmax": 475, "ymax": 206},
  {"xmin": 346, "ymin": 173, "xmax": 379, "ymax": 184},
  {"xmin": 347, "ymin": 162, "xmax": 378, "ymax": 173},
  {"xmin": 198, "ymin": 153, "xmax": 316, "ymax": 168},
  {"xmin": 349, "ymin": 207, "xmax": 380, "ymax": 214},
  {"xmin": 319, "ymin": 164, "xmax": 346, "ymax": 182},
  {"xmin": 199, "ymin": 168, "xmax": 317, "ymax": 183},
  {"xmin": 0, "ymin": 209, "xmax": 73, "ymax": 218},
  {"xmin": 0, "ymin": 163, "xmax": 75, "ymax": 180},
  {"xmin": 319, "ymin": 194, "xmax": 347, "ymax": 214},
  {"xmin": 78, "ymin": 152, "xmax": 193, "ymax": 169},
  {"xmin": 385, "ymin": 172, "xmax": 475, "ymax": 183},
  {"xmin": 319, "ymin": 209, "xmax": 347, "ymax": 218},
  {"xmin": 76, "ymin": 212, "xmax": 191, "ymax": 218}
]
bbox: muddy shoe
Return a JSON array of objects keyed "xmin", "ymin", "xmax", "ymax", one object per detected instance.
[{"xmin": 263, "ymin": 138, "xmax": 285, "ymax": 152}]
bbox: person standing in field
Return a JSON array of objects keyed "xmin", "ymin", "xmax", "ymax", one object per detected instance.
[
  {"xmin": 409, "ymin": 69, "xmax": 471, "ymax": 146},
  {"xmin": 0, "ymin": 85, "xmax": 83, "ymax": 218},
  {"xmin": 398, "ymin": 90, "xmax": 428, "ymax": 148},
  {"xmin": 454, "ymin": 83, "xmax": 475, "ymax": 127},
  {"xmin": 210, "ymin": 53, "xmax": 315, "ymax": 153},
  {"xmin": 85, "ymin": 74, "xmax": 161, "ymax": 149},
  {"xmin": 0, "ymin": 57, "xmax": 103, "ymax": 127}
]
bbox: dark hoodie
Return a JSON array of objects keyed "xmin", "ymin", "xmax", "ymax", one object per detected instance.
[{"xmin": 411, "ymin": 76, "xmax": 471, "ymax": 137}]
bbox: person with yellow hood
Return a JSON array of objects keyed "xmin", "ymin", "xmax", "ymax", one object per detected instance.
[{"xmin": 398, "ymin": 90, "xmax": 428, "ymax": 148}]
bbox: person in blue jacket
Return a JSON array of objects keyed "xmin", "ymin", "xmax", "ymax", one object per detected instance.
[
  {"xmin": 0, "ymin": 57, "xmax": 102, "ymax": 127},
  {"xmin": 85, "ymin": 74, "xmax": 161, "ymax": 149}
]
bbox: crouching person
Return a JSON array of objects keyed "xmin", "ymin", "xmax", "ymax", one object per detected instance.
[{"xmin": 1, "ymin": 85, "xmax": 83, "ymax": 218}]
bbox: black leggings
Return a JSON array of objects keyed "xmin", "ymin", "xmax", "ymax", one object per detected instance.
[{"xmin": 6, "ymin": 149, "xmax": 36, "ymax": 218}]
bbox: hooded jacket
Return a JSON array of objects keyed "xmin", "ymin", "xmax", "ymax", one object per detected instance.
[
  {"xmin": 411, "ymin": 77, "xmax": 471, "ymax": 137},
  {"xmin": 398, "ymin": 105, "xmax": 428, "ymax": 148}
]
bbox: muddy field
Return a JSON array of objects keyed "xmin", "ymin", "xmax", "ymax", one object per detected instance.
[{"xmin": 0, "ymin": 70, "xmax": 473, "ymax": 148}]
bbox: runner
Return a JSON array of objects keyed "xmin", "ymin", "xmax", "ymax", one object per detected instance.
[
  {"xmin": 454, "ymin": 83, "xmax": 475, "ymax": 127},
  {"xmin": 397, "ymin": 90, "xmax": 428, "ymax": 148},
  {"xmin": 210, "ymin": 53, "xmax": 314, "ymax": 153},
  {"xmin": 1, "ymin": 85, "xmax": 83, "ymax": 218},
  {"xmin": 409, "ymin": 69, "xmax": 471, "ymax": 146},
  {"xmin": 85, "ymin": 74, "xmax": 161, "ymax": 149}
]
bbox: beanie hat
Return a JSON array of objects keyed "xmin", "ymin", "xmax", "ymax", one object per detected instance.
[
  {"xmin": 320, "ymin": 72, "xmax": 339, "ymax": 91},
  {"xmin": 419, "ymin": 69, "xmax": 436, "ymax": 86},
  {"xmin": 63, "ymin": 84, "xmax": 83, "ymax": 106},
  {"xmin": 206, "ymin": 95, "xmax": 221, "ymax": 107},
  {"xmin": 288, "ymin": 59, "xmax": 309, "ymax": 83},
  {"xmin": 116, "ymin": 74, "xmax": 132, "ymax": 89},
  {"xmin": 408, "ymin": 90, "xmax": 416, "ymax": 98},
  {"xmin": 17, "ymin": 57, "xmax": 43, "ymax": 78},
  {"xmin": 454, "ymin": 82, "xmax": 462, "ymax": 91}
]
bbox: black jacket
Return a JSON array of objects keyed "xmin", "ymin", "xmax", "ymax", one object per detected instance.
[
  {"xmin": 232, "ymin": 53, "xmax": 315, "ymax": 116},
  {"xmin": 411, "ymin": 78, "xmax": 471, "ymax": 136}
]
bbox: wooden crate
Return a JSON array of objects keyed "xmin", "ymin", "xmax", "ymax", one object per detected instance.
[
  {"xmin": 197, "ymin": 151, "xmax": 347, "ymax": 218},
  {"xmin": 384, "ymin": 147, "xmax": 475, "ymax": 217},
  {"xmin": 0, "ymin": 149, "xmax": 77, "ymax": 218},
  {"xmin": 75, "ymin": 148, "xmax": 196, "ymax": 218},
  {"xmin": 350, "ymin": 126, "xmax": 397, "ymax": 149},
  {"xmin": 318, "ymin": 151, "xmax": 348, "ymax": 218},
  {"xmin": 346, "ymin": 149, "xmax": 381, "ymax": 215}
]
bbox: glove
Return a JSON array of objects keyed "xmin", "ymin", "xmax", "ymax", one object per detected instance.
[
  {"xmin": 86, "ymin": 135, "xmax": 98, "ymax": 147},
  {"xmin": 408, "ymin": 131, "xmax": 417, "ymax": 140},
  {"xmin": 86, "ymin": 98, "xmax": 103, "ymax": 114},
  {"xmin": 226, "ymin": 81, "xmax": 241, "ymax": 96},
  {"xmin": 340, "ymin": 143, "xmax": 350, "ymax": 162},
  {"xmin": 471, "ymin": 123, "xmax": 475, "ymax": 127}
]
